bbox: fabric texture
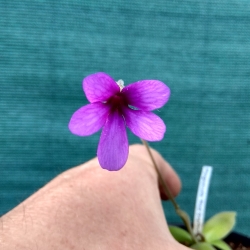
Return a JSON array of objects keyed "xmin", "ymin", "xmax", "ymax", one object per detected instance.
[{"xmin": 0, "ymin": 1, "xmax": 250, "ymax": 236}]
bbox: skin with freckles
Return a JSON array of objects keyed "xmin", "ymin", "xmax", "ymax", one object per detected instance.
[{"xmin": 0, "ymin": 145, "xmax": 189, "ymax": 250}]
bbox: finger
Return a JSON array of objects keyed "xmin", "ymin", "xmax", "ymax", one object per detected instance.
[{"xmin": 129, "ymin": 144, "xmax": 182, "ymax": 200}]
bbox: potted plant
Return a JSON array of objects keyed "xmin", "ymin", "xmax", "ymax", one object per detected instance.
[{"xmin": 169, "ymin": 212, "xmax": 250, "ymax": 250}]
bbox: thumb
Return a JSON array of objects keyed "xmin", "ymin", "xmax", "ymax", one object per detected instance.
[{"xmin": 129, "ymin": 144, "xmax": 182, "ymax": 200}]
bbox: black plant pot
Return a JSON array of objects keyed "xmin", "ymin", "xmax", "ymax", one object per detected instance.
[{"xmin": 224, "ymin": 232, "xmax": 250, "ymax": 249}]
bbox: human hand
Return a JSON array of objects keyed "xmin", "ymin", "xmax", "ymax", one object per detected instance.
[{"xmin": 1, "ymin": 144, "xmax": 189, "ymax": 250}]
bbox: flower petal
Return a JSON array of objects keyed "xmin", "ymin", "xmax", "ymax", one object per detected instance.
[
  {"xmin": 97, "ymin": 111, "xmax": 128, "ymax": 171},
  {"xmin": 83, "ymin": 72, "xmax": 120, "ymax": 103},
  {"xmin": 69, "ymin": 103, "xmax": 110, "ymax": 136},
  {"xmin": 122, "ymin": 80, "xmax": 170, "ymax": 111},
  {"xmin": 123, "ymin": 106, "xmax": 166, "ymax": 141}
]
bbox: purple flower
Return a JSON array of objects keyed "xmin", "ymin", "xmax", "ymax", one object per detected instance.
[{"xmin": 69, "ymin": 72, "xmax": 170, "ymax": 171}]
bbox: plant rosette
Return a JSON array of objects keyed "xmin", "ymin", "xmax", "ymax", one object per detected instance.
[
  {"xmin": 169, "ymin": 212, "xmax": 250, "ymax": 250},
  {"xmin": 169, "ymin": 167, "xmax": 250, "ymax": 250},
  {"xmin": 169, "ymin": 212, "xmax": 239, "ymax": 250}
]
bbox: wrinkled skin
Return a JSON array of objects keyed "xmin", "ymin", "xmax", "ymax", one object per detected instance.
[{"xmin": 0, "ymin": 145, "xmax": 189, "ymax": 250}]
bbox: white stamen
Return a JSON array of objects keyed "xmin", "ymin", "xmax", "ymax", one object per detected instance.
[{"xmin": 116, "ymin": 79, "xmax": 124, "ymax": 90}]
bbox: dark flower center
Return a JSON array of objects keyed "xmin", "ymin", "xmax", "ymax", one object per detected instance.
[{"xmin": 107, "ymin": 93, "xmax": 128, "ymax": 113}]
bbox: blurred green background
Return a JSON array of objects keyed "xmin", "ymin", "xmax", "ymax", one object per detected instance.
[{"xmin": 1, "ymin": 0, "xmax": 250, "ymax": 236}]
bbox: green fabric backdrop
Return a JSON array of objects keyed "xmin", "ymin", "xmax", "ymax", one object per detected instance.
[{"xmin": 1, "ymin": 0, "xmax": 250, "ymax": 236}]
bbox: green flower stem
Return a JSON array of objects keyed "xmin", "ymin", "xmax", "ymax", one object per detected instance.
[{"xmin": 141, "ymin": 139, "xmax": 198, "ymax": 244}]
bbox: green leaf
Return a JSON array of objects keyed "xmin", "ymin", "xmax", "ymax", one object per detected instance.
[
  {"xmin": 203, "ymin": 212, "xmax": 236, "ymax": 242},
  {"xmin": 169, "ymin": 226, "xmax": 193, "ymax": 245},
  {"xmin": 211, "ymin": 240, "xmax": 232, "ymax": 250},
  {"xmin": 191, "ymin": 242, "xmax": 217, "ymax": 250}
]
